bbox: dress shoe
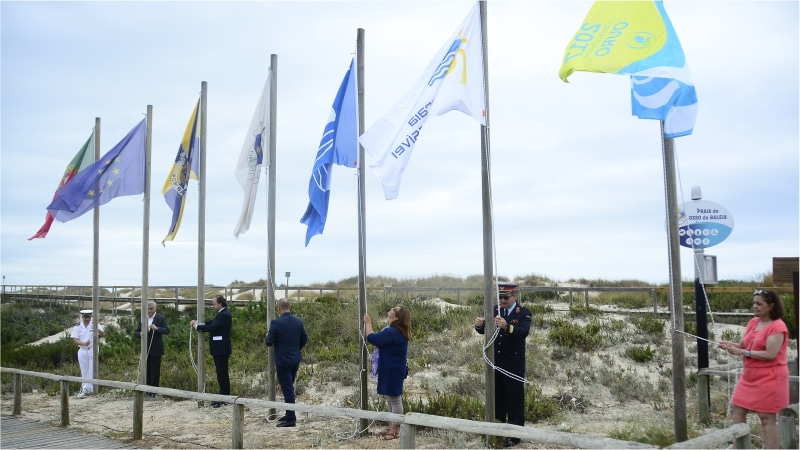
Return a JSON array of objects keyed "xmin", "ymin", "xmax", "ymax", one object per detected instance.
[
  {"xmin": 276, "ymin": 415, "xmax": 289, "ymax": 423},
  {"xmin": 276, "ymin": 421, "xmax": 296, "ymax": 427},
  {"xmin": 211, "ymin": 401, "xmax": 225, "ymax": 408},
  {"xmin": 502, "ymin": 437, "xmax": 520, "ymax": 447}
]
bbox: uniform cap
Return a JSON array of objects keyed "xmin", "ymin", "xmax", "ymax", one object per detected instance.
[
  {"xmin": 498, "ymin": 283, "xmax": 519, "ymax": 296},
  {"xmin": 79, "ymin": 309, "xmax": 94, "ymax": 315}
]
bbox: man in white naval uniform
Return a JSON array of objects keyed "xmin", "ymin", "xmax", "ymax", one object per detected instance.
[{"xmin": 70, "ymin": 309, "xmax": 105, "ymax": 398}]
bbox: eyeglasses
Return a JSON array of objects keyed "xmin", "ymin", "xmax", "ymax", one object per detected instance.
[
  {"xmin": 754, "ymin": 289, "xmax": 768, "ymax": 295},
  {"xmin": 499, "ymin": 295, "xmax": 510, "ymax": 300}
]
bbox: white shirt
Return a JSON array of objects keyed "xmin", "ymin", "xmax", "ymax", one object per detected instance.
[{"xmin": 71, "ymin": 321, "xmax": 104, "ymax": 349}]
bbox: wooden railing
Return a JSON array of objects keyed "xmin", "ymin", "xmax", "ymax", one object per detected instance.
[{"xmin": 2, "ymin": 367, "xmax": 756, "ymax": 449}]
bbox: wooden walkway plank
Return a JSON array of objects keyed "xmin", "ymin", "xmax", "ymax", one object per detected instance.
[{"xmin": 1, "ymin": 415, "xmax": 139, "ymax": 449}]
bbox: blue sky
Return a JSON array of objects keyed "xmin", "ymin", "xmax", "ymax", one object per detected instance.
[{"xmin": 1, "ymin": 0, "xmax": 797, "ymax": 288}]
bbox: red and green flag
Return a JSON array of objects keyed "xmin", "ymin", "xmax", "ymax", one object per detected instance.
[{"xmin": 28, "ymin": 131, "xmax": 95, "ymax": 240}]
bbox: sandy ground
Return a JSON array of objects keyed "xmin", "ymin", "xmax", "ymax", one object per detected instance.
[{"xmin": 4, "ymin": 299, "xmax": 783, "ymax": 449}]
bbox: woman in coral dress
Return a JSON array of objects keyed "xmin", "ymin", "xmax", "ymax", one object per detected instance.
[{"xmin": 718, "ymin": 289, "xmax": 789, "ymax": 449}]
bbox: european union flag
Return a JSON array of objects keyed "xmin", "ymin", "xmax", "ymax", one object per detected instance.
[
  {"xmin": 47, "ymin": 119, "xmax": 146, "ymax": 223},
  {"xmin": 300, "ymin": 57, "xmax": 358, "ymax": 246}
]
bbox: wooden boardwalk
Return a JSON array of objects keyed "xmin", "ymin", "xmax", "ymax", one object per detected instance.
[{"xmin": 1, "ymin": 415, "xmax": 139, "ymax": 449}]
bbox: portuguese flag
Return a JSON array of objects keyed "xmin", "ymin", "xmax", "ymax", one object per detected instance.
[{"xmin": 28, "ymin": 131, "xmax": 95, "ymax": 240}]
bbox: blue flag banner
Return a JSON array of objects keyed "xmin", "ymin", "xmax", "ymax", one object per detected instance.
[
  {"xmin": 162, "ymin": 100, "xmax": 201, "ymax": 244},
  {"xmin": 300, "ymin": 57, "xmax": 358, "ymax": 246},
  {"xmin": 47, "ymin": 119, "xmax": 146, "ymax": 222}
]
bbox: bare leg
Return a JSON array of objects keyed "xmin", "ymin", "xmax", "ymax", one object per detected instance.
[{"xmin": 756, "ymin": 411, "xmax": 778, "ymax": 449}]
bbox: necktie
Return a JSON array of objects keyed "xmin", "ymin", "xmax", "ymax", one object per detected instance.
[{"xmin": 501, "ymin": 308, "xmax": 507, "ymax": 318}]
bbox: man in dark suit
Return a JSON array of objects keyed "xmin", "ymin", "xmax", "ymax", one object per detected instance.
[
  {"xmin": 135, "ymin": 300, "xmax": 170, "ymax": 397},
  {"xmin": 265, "ymin": 298, "xmax": 308, "ymax": 427},
  {"xmin": 474, "ymin": 283, "xmax": 532, "ymax": 448},
  {"xmin": 191, "ymin": 295, "xmax": 232, "ymax": 408}
]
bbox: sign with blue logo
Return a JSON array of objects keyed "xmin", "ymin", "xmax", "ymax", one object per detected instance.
[{"xmin": 677, "ymin": 200, "xmax": 734, "ymax": 249}]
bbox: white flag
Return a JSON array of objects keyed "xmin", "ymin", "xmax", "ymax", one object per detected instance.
[
  {"xmin": 359, "ymin": 2, "xmax": 485, "ymax": 200},
  {"xmin": 234, "ymin": 74, "xmax": 271, "ymax": 238}
]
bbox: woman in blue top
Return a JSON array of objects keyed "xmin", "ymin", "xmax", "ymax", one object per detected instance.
[{"xmin": 364, "ymin": 305, "xmax": 411, "ymax": 441}]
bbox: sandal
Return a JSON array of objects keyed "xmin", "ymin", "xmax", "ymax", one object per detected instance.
[
  {"xmin": 377, "ymin": 428, "xmax": 391, "ymax": 437},
  {"xmin": 379, "ymin": 432, "xmax": 399, "ymax": 441}
]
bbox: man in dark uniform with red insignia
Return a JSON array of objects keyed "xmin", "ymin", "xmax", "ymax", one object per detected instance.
[{"xmin": 474, "ymin": 283, "xmax": 532, "ymax": 447}]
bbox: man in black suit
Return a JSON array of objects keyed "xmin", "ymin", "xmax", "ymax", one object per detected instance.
[
  {"xmin": 265, "ymin": 298, "xmax": 308, "ymax": 427},
  {"xmin": 135, "ymin": 300, "xmax": 170, "ymax": 397},
  {"xmin": 191, "ymin": 295, "xmax": 232, "ymax": 408},
  {"xmin": 474, "ymin": 283, "xmax": 532, "ymax": 448}
]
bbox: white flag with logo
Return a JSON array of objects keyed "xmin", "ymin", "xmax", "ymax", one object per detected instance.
[
  {"xmin": 359, "ymin": 2, "xmax": 485, "ymax": 200},
  {"xmin": 234, "ymin": 74, "xmax": 271, "ymax": 238}
]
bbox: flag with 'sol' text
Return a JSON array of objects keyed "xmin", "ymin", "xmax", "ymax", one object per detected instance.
[
  {"xmin": 162, "ymin": 100, "xmax": 201, "ymax": 245},
  {"xmin": 47, "ymin": 119, "xmax": 146, "ymax": 222},
  {"xmin": 30, "ymin": 131, "xmax": 95, "ymax": 239},
  {"xmin": 359, "ymin": 2, "xmax": 486, "ymax": 200},
  {"xmin": 558, "ymin": 0, "xmax": 697, "ymax": 138},
  {"xmin": 300, "ymin": 57, "xmax": 358, "ymax": 246}
]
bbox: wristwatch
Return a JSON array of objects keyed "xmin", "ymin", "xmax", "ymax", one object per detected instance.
[{"xmin": 744, "ymin": 349, "xmax": 751, "ymax": 358}]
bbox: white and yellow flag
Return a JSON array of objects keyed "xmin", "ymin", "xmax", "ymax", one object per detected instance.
[{"xmin": 359, "ymin": 2, "xmax": 486, "ymax": 200}]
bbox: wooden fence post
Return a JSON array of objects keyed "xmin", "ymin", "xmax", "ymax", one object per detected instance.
[
  {"xmin": 232, "ymin": 403, "xmax": 245, "ymax": 449},
  {"xmin": 12, "ymin": 373, "xmax": 21, "ymax": 415},
  {"xmin": 399, "ymin": 423, "xmax": 415, "ymax": 449},
  {"xmin": 59, "ymin": 380, "xmax": 70, "ymax": 427},
  {"xmin": 778, "ymin": 404, "xmax": 798, "ymax": 450},
  {"xmin": 697, "ymin": 372, "xmax": 710, "ymax": 424},
  {"xmin": 132, "ymin": 391, "xmax": 144, "ymax": 440}
]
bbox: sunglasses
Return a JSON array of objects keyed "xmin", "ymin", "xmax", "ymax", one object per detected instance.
[
  {"xmin": 754, "ymin": 289, "xmax": 768, "ymax": 295},
  {"xmin": 499, "ymin": 295, "xmax": 510, "ymax": 300},
  {"xmin": 392, "ymin": 307, "xmax": 399, "ymax": 313}
]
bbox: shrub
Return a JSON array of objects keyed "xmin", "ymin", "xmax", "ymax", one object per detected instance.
[
  {"xmin": 547, "ymin": 319, "xmax": 603, "ymax": 351},
  {"xmin": 626, "ymin": 345, "xmax": 655, "ymax": 363},
  {"xmin": 631, "ymin": 314, "xmax": 665, "ymax": 335}
]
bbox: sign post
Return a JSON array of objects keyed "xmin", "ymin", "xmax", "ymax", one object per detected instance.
[{"xmin": 678, "ymin": 187, "xmax": 735, "ymax": 422}]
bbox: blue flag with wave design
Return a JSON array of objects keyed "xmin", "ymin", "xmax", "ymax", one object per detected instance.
[{"xmin": 300, "ymin": 57, "xmax": 358, "ymax": 246}]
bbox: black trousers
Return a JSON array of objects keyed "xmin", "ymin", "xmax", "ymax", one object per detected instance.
[
  {"xmin": 495, "ymin": 370, "xmax": 524, "ymax": 428},
  {"xmin": 145, "ymin": 355, "xmax": 162, "ymax": 387},
  {"xmin": 212, "ymin": 354, "xmax": 231, "ymax": 396}
]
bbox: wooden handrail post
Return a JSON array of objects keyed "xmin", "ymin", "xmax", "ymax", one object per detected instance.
[
  {"xmin": 697, "ymin": 372, "xmax": 710, "ymax": 425},
  {"xmin": 232, "ymin": 402, "xmax": 245, "ymax": 449},
  {"xmin": 734, "ymin": 431, "xmax": 751, "ymax": 449},
  {"xmin": 399, "ymin": 422, "xmax": 415, "ymax": 449},
  {"xmin": 59, "ymin": 380, "xmax": 70, "ymax": 427},
  {"xmin": 12, "ymin": 373, "xmax": 21, "ymax": 415},
  {"xmin": 132, "ymin": 391, "xmax": 143, "ymax": 440}
]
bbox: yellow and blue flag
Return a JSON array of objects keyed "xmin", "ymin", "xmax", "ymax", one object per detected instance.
[
  {"xmin": 300, "ymin": 57, "xmax": 358, "ymax": 246},
  {"xmin": 162, "ymin": 100, "xmax": 200, "ymax": 244},
  {"xmin": 47, "ymin": 119, "xmax": 146, "ymax": 222},
  {"xmin": 559, "ymin": 0, "xmax": 697, "ymax": 138}
]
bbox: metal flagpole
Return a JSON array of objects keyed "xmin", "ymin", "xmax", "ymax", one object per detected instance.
[
  {"xmin": 91, "ymin": 117, "xmax": 101, "ymax": 395},
  {"xmin": 197, "ymin": 82, "xmax": 208, "ymax": 401},
  {"xmin": 267, "ymin": 55, "xmax": 278, "ymax": 411},
  {"xmin": 133, "ymin": 104, "xmax": 153, "ymax": 440},
  {"xmin": 478, "ymin": 2, "xmax": 498, "ymax": 444},
  {"xmin": 661, "ymin": 121, "xmax": 687, "ymax": 442},
  {"xmin": 356, "ymin": 27, "xmax": 369, "ymax": 435}
]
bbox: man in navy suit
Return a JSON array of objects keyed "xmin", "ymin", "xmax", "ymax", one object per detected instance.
[
  {"xmin": 192, "ymin": 295, "xmax": 232, "ymax": 408},
  {"xmin": 474, "ymin": 283, "xmax": 532, "ymax": 447},
  {"xmin": 135, "ymin": 300, "xmax": 170, "ymax": 396},
  {"xmin": 266, "ymin": 298, "xmax": 308, "ymax": 427}
]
